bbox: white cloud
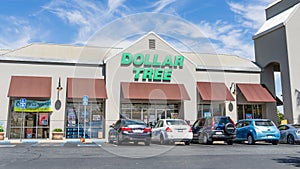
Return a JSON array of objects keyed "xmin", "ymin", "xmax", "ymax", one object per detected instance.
[
  {"xmin": 0, "ymin": 16, "xmax": 33, "ymax": 49},
  {"xmin": 228, "ymin": 2, "xmax": 267, "ymax": 30},
  {"xmin": 193, "ymin": 0, "xmax": 275, "ymax": 60},
  {"xmin": 152, "ymin": 0, "xmax": 176, "ymax": 12},
  {"xmin": 43, "ymin": 0, "xmax": 128, "ymax": 44}
]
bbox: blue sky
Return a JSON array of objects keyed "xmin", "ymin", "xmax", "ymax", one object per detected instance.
[
  {"xmin": 0, "ymin": 0, "xmax": 274, "ymax": 59},
  {"xmin": 0, "ymin": 0, "xmax": 282, "ymax": 111}
]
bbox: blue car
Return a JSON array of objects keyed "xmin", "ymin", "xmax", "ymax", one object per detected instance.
[
  {"xmin": 278, "ymin": 124, "xmax": 300, "ymax": 144},
  {"xmin": 235, "ymin": 119, "xmax": 280, "ymax": 145}
]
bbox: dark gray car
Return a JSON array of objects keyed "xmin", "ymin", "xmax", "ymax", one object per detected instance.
[
  {"xmin": 192, "ymin": 116, "xmax": 236, "ymax": 145},
  {"xmin": 108, "ymin": 119, "xmax": 152, "ymax": 145}
]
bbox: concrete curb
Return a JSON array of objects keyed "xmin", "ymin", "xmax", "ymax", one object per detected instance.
[{"xmin": 0, "ymin": 139, "xmax": 107, "ymax": 144}]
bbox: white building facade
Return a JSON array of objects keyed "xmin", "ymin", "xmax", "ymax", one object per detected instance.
[{"xmin": 0, "ymin": 32, "xmax": 279, "ymax": 140}]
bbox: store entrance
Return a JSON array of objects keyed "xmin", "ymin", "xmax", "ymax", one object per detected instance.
[
  {"xmin": 9, "ymin": 112, "xmax": 50, "ymax": 139},
  {"xmin": 65, "ymin": 101, "xmax": 105, "ymax": 139},
  {"xmin": 120, "ymin": 103, "xmax": 180, "ymax": 126}
]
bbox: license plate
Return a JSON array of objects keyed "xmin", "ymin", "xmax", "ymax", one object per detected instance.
[
  {"xmin": 267, "ymin": 135, "xmax": 273, "ymax": 138},
  {"xmin": 215, "ymin": 132, "xmax": 222, "ymax": 135},
  {"xmin": 177, "ymin": 129, "xmax": 183, "ymax": 132},
  {"xmin": 134, "ymin": 130, "xmax": 143, "ymax": 133}
]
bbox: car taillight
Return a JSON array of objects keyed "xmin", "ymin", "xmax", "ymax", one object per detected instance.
[
  {"xmin": 189, "ymin": 127, "xmax": 192, "ymax": 132},
  {"xmin": 166, "ymin": 127, "xmax": 172, "ymax": 132},
  {"xmin": 144, "ymin": 127, "xmax": 152, "ymax": 132},
  {"xmin": 211, "ymin": 117, "xmax": 215, "ymax": 130},
  {"xmin": 121, "ymin": 127, "xmax": 132, "ymax": 132}
]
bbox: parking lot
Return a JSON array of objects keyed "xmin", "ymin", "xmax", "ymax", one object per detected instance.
[{"xmin": 0, "ymin": 140, "xmax": 299, "ymax": 169}]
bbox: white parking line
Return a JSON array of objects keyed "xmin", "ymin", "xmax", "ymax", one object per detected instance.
[{"xmin": 0, "ymin": 145, "xmax": 16, "ymax": 148}]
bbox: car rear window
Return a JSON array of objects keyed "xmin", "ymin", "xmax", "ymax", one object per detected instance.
[
  {"xmin": 123, "ymin": 120, "xmax": 146, "ymax": 126},
  {"xmin": 255, "ymin": 120, "xmax": 274, "ymax": 126},
  {"xmin": 214, "ymin": 117, "xmax": 232, "ymax": 124},
  {"xmin": 292, "ymin": 124, "xmax": 300, "ymax": 128},
  {"xmin": 166, "ymin": 120, "xmax": 187, "ymax": 125}
]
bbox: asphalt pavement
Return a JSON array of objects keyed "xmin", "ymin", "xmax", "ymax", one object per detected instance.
[{"xmin": 0, "ymin": 140, "xmax": 299, "ymax": 169}]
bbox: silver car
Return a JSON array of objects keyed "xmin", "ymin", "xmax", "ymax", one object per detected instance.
[
  {"xmin": 151, "ymin": 119, "xmax": 193, "ymax": 145},
  {"xmin": 278, "ymin": 124, "xmax": 300, "ymax": 144}
]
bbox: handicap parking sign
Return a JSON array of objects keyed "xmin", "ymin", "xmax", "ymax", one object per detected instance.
[
  {"xmin": 20, "ymin": 98, "xmax": 26, "ymax": 109},
  {"xmin": 83, "ymin": 95, "xmax": 88, "ymax": 106}
]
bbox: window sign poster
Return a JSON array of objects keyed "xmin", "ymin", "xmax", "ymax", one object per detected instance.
[
  {"xmin": 204, "ymin": 112, "xmax": 211, "ymax": 118},
  {"xmin": 67, "ymin": 108, "xmax": 76, "ymax": 127},
  {"xmin": 39, "ymin": 113, "xmax": 49, "ymax": 126},
  {"xmin": 246, "ymin": 114, "xmax": 253, "ymax": 119},
  {"xmin": 92, "ymin": 115, "xmax": 101, "ymax": 121}
]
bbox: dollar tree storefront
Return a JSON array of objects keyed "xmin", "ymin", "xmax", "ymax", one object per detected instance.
[{"xmin": 0, "ymin": 32, "xmax": 279, "ymax": 141}]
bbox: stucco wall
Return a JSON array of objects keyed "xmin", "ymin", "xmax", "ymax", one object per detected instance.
[
  {"xmin": 105, "ymin": 33, "xmax": 198, "ymax": 139},
  {"xmin": 286, "ymin": 6, "xmax": 300, "ymax": 123},
  {"xmin": 0, "ymin": 62, "xmax": 103, "ymax": 138}
]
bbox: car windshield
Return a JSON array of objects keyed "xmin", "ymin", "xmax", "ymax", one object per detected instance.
[
  {"xmin": 292, "ymin": 124, "xmax": 300, "ymax": 128},
  {"xmin": 255, "ymin": 120, "xmax": 274, "ymax": 126},
  {"xmin": 166, "ymin": 120, "xmax": 187, "ymax": 126},
  {"xmin": 123, "ymin": 120, "xmax": 146, "ymax": 126}
]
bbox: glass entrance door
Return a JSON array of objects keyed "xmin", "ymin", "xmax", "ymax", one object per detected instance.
[{"xmin": 156, "ymin": 109, "xmax": 167, "ymax": 120}]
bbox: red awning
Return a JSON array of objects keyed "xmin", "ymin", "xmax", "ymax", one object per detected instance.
[
  {"xmin": 67, "ymin": 78, "xmax": 107, "ymax": 99},
  {"xmin": 197, "ymin": 82, "xmax": 235, "ymax": 101},
  {"xmin": 121, "ymin": 82, "xmax": 190, "ymax": 100},
  {"xmin": 237, "ymin": 83, "xmax": 276, "ymax": 102},
  {"xmin": 8, "ymin": 76, "xmax": 52, "ymax": 98}
]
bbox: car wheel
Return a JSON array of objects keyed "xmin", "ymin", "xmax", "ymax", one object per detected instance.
[
  {"xmin": 108, "ymin": 136, "xmax": 113, "ymax": 144},
  {"xmin": 198, "ymin": 135, "xmax": 202, "ymax": 144},
  {"xmin": 203, "ymin": 134, "xmax": 212, "ymax": 145},
  {"xmin": 247, "ymin": 134, "xmax": 255, "ymax": 145},
  {"xmin": 160, "ymin": 135, "xmax": 165, "ymax": 145},
  {"xmin": 272, "ymin": 140, "xmax": 279, "ymax": 145},
  {"xmin": 145, "ymin": 140, "xmax": 151, "ymax": 146},
  {"xmin": 184, "ymin": 141, "xmax": 190, "ymax": 145},
  {"xmin": 227, "ymin": 139, "xmax": 233, "ymax": 145},
  {"xmin": 115, "ymin": 135, "xmax": 122, "ymax": 145},
  {"xmin": 287, "ymin": 134, "xmax": 295, "ymax": 144}
]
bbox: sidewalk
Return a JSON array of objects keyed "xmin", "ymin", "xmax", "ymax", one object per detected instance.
[{"xmin": 0, "ymin": 138, "xmax": 107, "ymax": 144}]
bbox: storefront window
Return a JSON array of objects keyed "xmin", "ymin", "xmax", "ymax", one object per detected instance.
[
  {"xmin": 65, "ymin": 101, "xmax": 104, "ymax": 139},
  {"xmin": 237, "ymin": 104, "xmax": 262, "ymax": 120},
  {"xmin": 197, "ymin": 104, "xmax": 224, "ymax": 118},
  {"xmin": 9, "ymin": 99, "xmax": 51, "ymax": 139},
  {"xmin": 120, "ymin": 103, "xmax": 179, "ymax": 125},
  {"xmin": 10, "ymin": 112, "xmax": 50, "ymax": 139}
]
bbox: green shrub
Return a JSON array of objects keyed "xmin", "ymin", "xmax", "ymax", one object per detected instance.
[
  {"xmin": 0, "ymin": 127, "xmax": 4, "ymax": 132},
  {"xmin": 52, "ymin": 128, "xmax": 63, "ymax": 132}
]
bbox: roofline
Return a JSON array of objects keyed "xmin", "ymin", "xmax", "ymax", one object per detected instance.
[
  {"xmin": 254, "ymin": 3, "xmax": 299, "ymax": 39},
  {"xmin": 104, "ymin": 32, "xmax": 198, "ymax": 68},
  {"xmin": 253, "ymin": 23, "xmax": 284, "ymax": 40}
]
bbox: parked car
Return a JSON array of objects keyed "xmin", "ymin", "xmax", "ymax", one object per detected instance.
[
  {"xmin": 235, "ymin": 119, "xmax": 280, "ymax": 145},
  {"xmin": 108, "ymin": 119, "xmax": 152, "ymax": 146},
  {"xmin": 278, "ymin": 124, "xmax": 300, "ymax": 144},
  {"xmin": 151, "ymin": 119, "xmax": 193, "ymax": 145},
  {"xmin": 191, "ymin": 116, "xmax": 236, "ymax": 145}
]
